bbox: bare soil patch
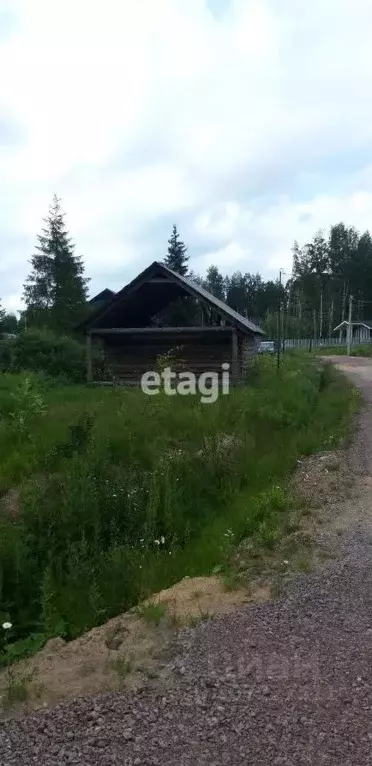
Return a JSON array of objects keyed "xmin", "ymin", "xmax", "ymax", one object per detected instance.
[{"xmin": 0, "ymin": 575, "xmax": 268, "ymax": 717}]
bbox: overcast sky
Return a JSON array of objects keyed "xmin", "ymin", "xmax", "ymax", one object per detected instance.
[{"xmin": 1, "ymin": 0, "xmax": 372, "ymax": 312}]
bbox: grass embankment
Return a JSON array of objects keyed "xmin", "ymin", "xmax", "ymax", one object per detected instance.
[
  {"xmin": 316, "ymin": 344, "xmax": 372, "ymax": 357},
  {"xmin": 0, "ymin": 356, "xmax": 357, "ymax": 662}
]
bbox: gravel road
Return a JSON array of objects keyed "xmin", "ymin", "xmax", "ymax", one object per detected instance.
[{"xmin": 2, "ymin": 357, "xmax": 372, "ymax": 765}]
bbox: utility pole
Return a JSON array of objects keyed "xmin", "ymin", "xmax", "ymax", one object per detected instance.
[
  {"xmin": 347, "ymin": 295, "xmax": 353, "ymax": 356},
  {"xmin": 277, "ymin": 269, "xmax": 283, "ymax": 371}
]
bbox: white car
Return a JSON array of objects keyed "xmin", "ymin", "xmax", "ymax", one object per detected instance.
[{"xmin": 258, "ymin": 341, "xmax": 276, "ymax": 354}]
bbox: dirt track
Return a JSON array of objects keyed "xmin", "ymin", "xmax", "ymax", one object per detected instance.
[{"xmin": 2, "ymin": 358, "xmax": 372, "ymax": 765}]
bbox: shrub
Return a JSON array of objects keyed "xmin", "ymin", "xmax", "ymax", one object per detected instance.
[{"xmin": 0, "ymin": 329, "xmax": 103, "ymax": 382}]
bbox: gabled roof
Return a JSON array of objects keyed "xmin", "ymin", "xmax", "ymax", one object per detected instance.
[
  {"xmin": 89, "ymin": 288, "xmax": 116, "ymax": 304},
  {"xmin": 79, "ymin": 261, "xmax": 264, "ymax": 335},
  {"xmin": 334, "ymin": 320, "xmax": 372, "ymax": 331}
]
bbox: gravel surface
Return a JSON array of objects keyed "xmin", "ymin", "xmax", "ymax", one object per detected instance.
[{"xmin": 2, "ymin": 358, "xmax": 372, "ymax": 765}]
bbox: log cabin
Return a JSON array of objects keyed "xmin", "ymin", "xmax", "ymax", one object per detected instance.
[{"xmin": 79, "ymin": 261, "xmax": 264, "ymax": 385}]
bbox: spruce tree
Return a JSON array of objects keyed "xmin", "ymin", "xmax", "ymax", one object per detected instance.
[
  {"xmin": 0, "ymin": 299, "xmax": 5, "ymax": 329},
  {"xmin": 164, "ymin": 225, "xmax": 189, "ymax": 276},
  {"xmin": 23, "ymin": 195, "xmax": 89, "ymax": 333},
  {"xmin": 204, "ymin": 265, "xmax": 225, "ymax": 301}
]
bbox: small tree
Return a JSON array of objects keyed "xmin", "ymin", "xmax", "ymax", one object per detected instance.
[
  {"xmin": 1, "ymin": 313, "xmax": 18, "ymax": 334},
  {"xmin": 23, "ymin": 194, "xmax": 89, "ymax": 333},
  {"xmin": 164, "ymin": 225, "xmax": 189, "ymax": 276},
  {"xmin": 203, "ymin": 265, "xmax": 225, "ymax": 301},
  {"xmin": 0, "ymin": 299, "xmax": 5, "ymax": 329}
]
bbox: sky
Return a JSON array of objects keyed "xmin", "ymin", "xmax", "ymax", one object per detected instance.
[{"xmin": 1, "ymin": 0, "xmax": 372, "ymax": 312}]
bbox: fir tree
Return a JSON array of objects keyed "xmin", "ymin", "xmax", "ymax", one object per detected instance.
[
  {"xmin": 23, "ymin": 195, "xmax": 89, "ymax": 332},
  {"xmin": 0, "ymin": 299, "xmax": 5, "ymax": 330},
  {"xmin": 164, "ymin": 225, "xmax": 189, "ymax": 276},
  {"xmin": 204, "ymin": 265, "xmax": 225, "ymax": 301}
]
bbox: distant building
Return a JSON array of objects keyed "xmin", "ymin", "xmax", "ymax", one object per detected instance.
[{"xmin": 333, "ymin": 320, "xmax": 372, "ymax": 342}]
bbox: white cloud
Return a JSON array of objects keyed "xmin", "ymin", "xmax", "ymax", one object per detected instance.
[{"xmin": 1, "ymin": 0, "xmax": 372, "ymax": 309}]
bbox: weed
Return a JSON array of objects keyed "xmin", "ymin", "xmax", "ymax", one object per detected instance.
[
  {"xmin": 270, "ymin": 576, "xmax": 286, "ymax": 600},
  {"xmin": 199, "ymin": 610, "xmax": 214, "ymax": 622},
  {"xmin": 111, "ymin": 655, "xmax": 132, "ymax": 683},
  {"xmin": 222, "ymin": 569, "xmax": 241, "ymax": 592},
  {"xmin": 32, "ymin": 681, "xmax": 46, "ymax": 699},
  {"xmin": 9, "ymin": 376, "xmax": 46, "ymax": 436},
  {"xmin": 296, "ymin": 553, "xmax": 313, "ymax": 572},
  {"xmin": 187, "ymin": 615, "xmax": 201, "ymax": 628},
  {"xmin": 2, "ymin": 670, "xmax": 30, "ymax": 708},
  {"xmin": 187, "ymin": 609, "xmax": 214, "ymax": 627},
  {"xmin": 169, "ymin": 611, "xmax": 182, "ymax": 628},
  {"xmin": 105, "ymin": 622, "xmax": 128, "ymax": 650},
  {"xmin": 135, "ymin": 601, "xmax": 166, "ymax": 626}
]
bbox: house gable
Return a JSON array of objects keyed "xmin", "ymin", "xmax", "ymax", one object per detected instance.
[{"xmin": 79, "ymin": 261, "xmax": 263, "ymax": 336}]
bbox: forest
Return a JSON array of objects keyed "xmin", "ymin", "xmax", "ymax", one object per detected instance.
[
  {"xmin": 200, "ymin": 223, "xmax": 372, "ymax": 339},
  {"xmin": 1, "ymin": 195, "xmax": 372, "ymax": 341}
]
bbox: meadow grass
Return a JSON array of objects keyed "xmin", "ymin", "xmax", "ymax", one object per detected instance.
[
  {"xmin": 315, "ymin": 344, "xmax": 372, "ymax": 357},
  {"xmin": 0, "ymin": 355, "xmax": 357, "ymax": 659}
]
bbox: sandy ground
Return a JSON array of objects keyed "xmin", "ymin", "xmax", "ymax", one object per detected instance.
[{"xmin": 0, "ymin": 576, "xmax": 270, "ymax": 716}]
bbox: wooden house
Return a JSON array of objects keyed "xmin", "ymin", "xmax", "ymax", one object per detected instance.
[
  {"xmin": 79, "ymin": 261, "xmax": 264, "ymax": 384},
  {"xmin": 88, "ymin": 288, "xmax": 116, "ymax": 313}
]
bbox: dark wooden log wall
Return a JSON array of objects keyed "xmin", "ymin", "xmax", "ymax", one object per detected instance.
[{"xmin": 101, "ymin": 330, "xmax": 233, "ymax": 384}]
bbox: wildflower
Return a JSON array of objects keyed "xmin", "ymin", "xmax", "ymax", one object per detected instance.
[
  {"xmin": 154, "ymin": 539, "xmax": 160, "ymax": 545},
  {"xmin": 160, "ymin": 536, "xmax": 165, "ymax": 545},
  {"xmin": 2, "ymin": 622, "xmax": 12, "ymax": 630},
  {"xmin": 283, "ymin": 560, "xmax": 289, "ymax": 566}
]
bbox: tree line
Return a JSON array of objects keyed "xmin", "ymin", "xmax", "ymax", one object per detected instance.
[
  {"xmin": 289, "ymin": 224, "xmax": 372, "ymax": 338},
  {"xmin": 1, "ymin": 196, "xmax": 372, "ymax": 339}
]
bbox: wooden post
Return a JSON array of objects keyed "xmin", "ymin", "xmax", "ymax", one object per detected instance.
[
  {"xmin": 86, "ymin": 332, "xmax": 93, "ymax": 383},
  {"xmin": 231, "ymin": 328, "xmax": 239, "ymax": 381}
]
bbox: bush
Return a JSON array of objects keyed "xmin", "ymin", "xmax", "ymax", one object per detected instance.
[{"xmin": 0, "ymin": 329, "xmax": 103, "ymax": 382}]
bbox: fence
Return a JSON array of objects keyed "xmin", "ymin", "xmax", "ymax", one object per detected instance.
[{"xmin": 283, "ymin": 337, "xmax": 371, "ymax": 349}]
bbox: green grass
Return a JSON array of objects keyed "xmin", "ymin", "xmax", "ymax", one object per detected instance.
[
  {"xmin": 0, "ymin": 355, "xmax": 358, "ymax": 660},
  {"xmin": 135, "ymin": 601, "xmax": 166, "ymax": 626},
  {"xmin": 316, "ymin": 344, "xmax": 372, "ymax": 357}
]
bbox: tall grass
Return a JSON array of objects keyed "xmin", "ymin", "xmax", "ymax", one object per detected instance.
[{"xmin": 0, "ymin": 355, "xmax": 357, "ymax": 650}]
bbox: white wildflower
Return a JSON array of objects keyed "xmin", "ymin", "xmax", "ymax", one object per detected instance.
[
  {"xmin": 2, "ymin": 622, "xmax": 12, "ymax": 630},
  {"xmin": 283, "ymin": 560, "xmax": 289, "ymax": 566},
  {"xmin": 160, "ymin": 536, "xmax": 165, "ymax": 545},
  {"xmin": 154, "ymin": 539, "xmax": 160, "ymax": 545}
]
